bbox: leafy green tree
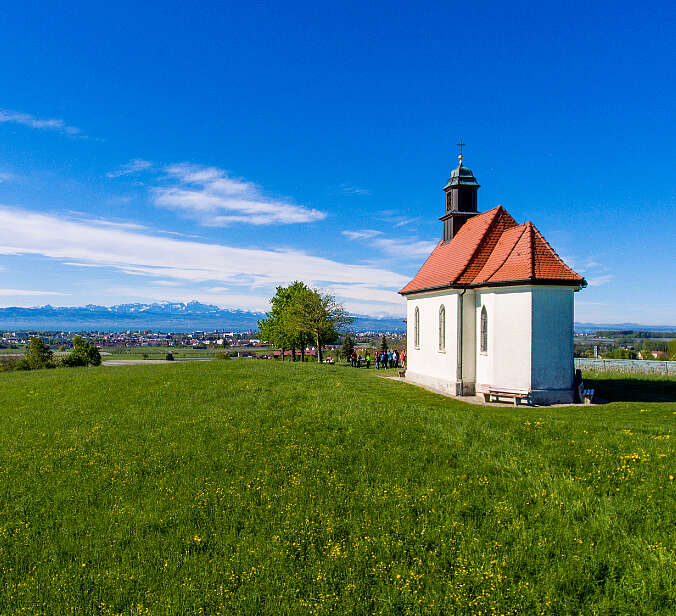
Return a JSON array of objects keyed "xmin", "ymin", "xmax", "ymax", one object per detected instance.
[
  {"xmin": 379, "ymin": 335, "xmax": 388, "ymax": 353},
  {"xmin": 258, "ymin": 281, "xmax": 312, "ymax": 360},
  {"xmin": 260, "ymin": 282, "xmax": 352, "ymax": 363},
  {"xmin": 341, "ymin": 335, "xmax": 354, "ymax": 361},
  {"xmin": 669, "ymin": 338, "xmax": 676, "ymax": 360},
  {"xmin": 17, "ymin": 337, "xmax": 54, "ymax": 370},
  {"xmin": 601, "ymin": 348, "xmax": 638, "ymax": 360},
  {"xmin": 62, "ymin": 336, "xmax": 102, "ymax": 367},
  {"xmin": 258, "ymin": 284, "xmax": 296, "ymax": 361},
  {"xmin": 289, "ymin": 287, "xmax": 352, "ymax": 363},
  {"xmin": 641, "ymin": 340, "xmax": 668, "ymax": 353}
]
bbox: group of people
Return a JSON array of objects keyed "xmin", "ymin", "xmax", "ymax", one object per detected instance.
[{"xmin": 348, "ymin": 349, "xmax": 405, "ymax": 370}]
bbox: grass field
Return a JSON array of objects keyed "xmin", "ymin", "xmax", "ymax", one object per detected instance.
[{"xmin": 0, "ymin": 362, "xmax": 673, "ymax": 615}]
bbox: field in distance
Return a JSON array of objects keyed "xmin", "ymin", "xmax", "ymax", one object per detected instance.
[{"xmin": 0, "ymin": 362, "xmax": 674, "ymax": 615}]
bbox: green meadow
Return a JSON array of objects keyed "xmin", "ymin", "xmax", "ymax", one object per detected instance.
[{"xmin": 0, "ymin": 362, "xmax": 673, "ymax": 615}]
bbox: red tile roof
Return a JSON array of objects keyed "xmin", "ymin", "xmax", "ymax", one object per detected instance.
[{"xmin": 400, "ymin": 206, "xmax": 585, "ymax": 295}]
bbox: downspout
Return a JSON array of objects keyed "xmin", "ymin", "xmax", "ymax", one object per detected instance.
[{"xmin": 456, "ymin": 288, "xmax": 466, "ymax": 396}]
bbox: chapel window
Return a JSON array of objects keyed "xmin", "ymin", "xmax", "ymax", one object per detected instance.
[
  {"xmin": 414, "ymin": 307, "xmax": 420, "ymax": 348},
  {"xmin": 480, "ymin": 305, "xmax": 488, "ymax": 353},
  {"xmin": 438, "ymin": 305, "xmax": 446, "ymax": 351}
]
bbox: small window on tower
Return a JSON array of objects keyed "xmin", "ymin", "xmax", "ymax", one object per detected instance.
[{"xmin": 480, "ymin": 305, "xmax": 488, "ymax": 354}]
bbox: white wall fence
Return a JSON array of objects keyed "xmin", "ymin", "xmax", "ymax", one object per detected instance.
[{"xmin": 575, "ymin": 358, "xmax": 675, "ymax": 375}]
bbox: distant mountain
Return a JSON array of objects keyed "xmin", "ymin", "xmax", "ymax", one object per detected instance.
[
  {"xmin": 0, "ymin": 301, "xmax": 407, "ymax": 333},
  {"xmin": 574, "ymin": 322, "xmax": 676, "ymax": 333}
]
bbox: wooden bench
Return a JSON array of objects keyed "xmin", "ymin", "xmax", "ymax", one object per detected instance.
[
  {"xmin": 482, "ymin": 389, "xmax": 531, "ymax": 406},
  {"xmin": 582, "ymin": 388, "xmax": 595, "ymax": 405}
]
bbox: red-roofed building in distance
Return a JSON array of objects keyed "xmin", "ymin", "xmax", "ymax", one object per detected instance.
[{"xmin": 400, "ymin": 150, "xmax": 586, "ymax": 404}]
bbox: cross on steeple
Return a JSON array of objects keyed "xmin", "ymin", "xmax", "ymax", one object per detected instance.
[{"xmin": 456, "ymin": 139, "xmax": 466, "ymax": 165}]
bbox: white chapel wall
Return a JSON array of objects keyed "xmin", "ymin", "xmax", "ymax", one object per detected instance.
[
  {"xmin": 406, "ymin": 290, "xmax": 459, "ymax": 394},
  {"xmin": 460, "ymin": 290, "xmax": 477, "ymax": 390},
  {"xmin": 531, "ymin": 286, "xmax": 575, "ymax": 392},
  {"xmin": 475, "ymin": 287, "xmax": 533, "ymax": 392}
]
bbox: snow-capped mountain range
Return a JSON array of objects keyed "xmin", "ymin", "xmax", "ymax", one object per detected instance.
[{"xmin": 0, "ymin": 301, "xmax": 407, "ymax": 332}]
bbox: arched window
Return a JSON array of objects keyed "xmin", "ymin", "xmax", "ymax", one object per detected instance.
[
  {"xmin": 480, "ymin": 305, "xmax": 488, "ymax": 353},
  {"xmin": 438, "ymin": 305, "xmax": 446, "ymax": 351},
  {"xmin": 414, "ymin": 307, "xmax": 420, "ymax": 348}
]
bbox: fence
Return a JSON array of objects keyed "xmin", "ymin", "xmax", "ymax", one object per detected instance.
[{"xmin": 575, "ymin": 358, "xmax": 675, "ymax": 375}]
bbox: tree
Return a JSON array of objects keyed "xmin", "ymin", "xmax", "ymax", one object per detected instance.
[
  {"xmin": 260, "ymin": 282, "xmax": 352, "ymax": 364},
  {"xmin": 258, "ymin": 284, "xmax": 296, "ymax": 361},
  {"xmin": 379, "ymin": 335, "xmax": 388, "ymax": 353},
  {"xmin": 289, "ymin": 287, "xmax": 352, "ymax": 363},
  {"xmin": 16, "ymin": 337, "xmax": 54, "ymax": 370},
  {"xmin": 341, "ymin": 335, "xmax": 354, "ymax": 361},
  {"xmin": 669, "ymin": 337, "xmax": 676, "ymax": 360},
  {"xmin": 62, "ymin": 336, "xmax": 102, "ymax": 367},
  {"xmin": 258, "ymin": 281, "xmax": 313, "ymax": 361}
]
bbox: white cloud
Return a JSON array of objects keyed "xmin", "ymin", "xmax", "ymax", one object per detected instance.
[
  {"xmin": 338, "ymin": 184, "xmax": 372, "ymax": 196},
  {"xmin": 374, "ymin": 237, "xmax": 437, "ymax": 257},
  {"xmin": 0, "ymin": 109, "xmax": 81, "ymax": 136},
  {"xmin": 563, "ymin": 255, "xmax": 613, "ymax": 287},
  {"xmin": 378, "ymin": 210, "xmax": 419, "ymax": 228},
  {"xmin": 150, "ymin": 280, "xmax": 183, "ymax": 287},
  {"xmin": 0, "ymin": 206, "xmax": 408, "ymax": 314},
  {"xmin": 153, "ymin": 163, "xmax": 326, "ymax": 226},
  {"xmin": 586, "ymin": 274, "xmax": 614, "ymax": 287},
  {"xmin": 106, "ymin": 159, "xmax": 153, "ymax": 178},
  {"xmin": 342, "ymin": 229, "xmax": 382, "ymax": 241},
  {"xmin": 343, "ymin": 228, "xmax": 436, "ymax": 258},
  {"xmin": 0, "ymin": 288, "xmax": 68, "ymax": 296}
]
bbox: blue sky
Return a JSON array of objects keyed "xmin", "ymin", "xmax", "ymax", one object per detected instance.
[{"xmin": 0, "ymin": 1, "xmax": 674, "ymax": 323}]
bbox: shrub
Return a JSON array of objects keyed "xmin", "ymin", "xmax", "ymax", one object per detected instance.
[
  {"xmin": 18, "ymin": 338, "xmax": 55, "ymax": 371},
  {"xmin": 61, "ymin": 336, "xmax": 102, "ymax": 368},
  {"xmin": 0, "ymin": 357, "xmax": 20, "ymax": 372}
]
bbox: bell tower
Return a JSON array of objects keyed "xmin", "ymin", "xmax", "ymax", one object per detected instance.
[{"xmin": 440, "ymin": 141, "xmax": 480, "ymax": 242}]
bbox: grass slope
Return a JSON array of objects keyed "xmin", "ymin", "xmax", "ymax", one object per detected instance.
[{"xmin": 0, "ymin": 362, "xmax": 674, "ymax": 615}]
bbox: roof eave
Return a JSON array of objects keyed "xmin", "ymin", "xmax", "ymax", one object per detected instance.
[
  {"xmin": 466, "ymin": 277, "xmax": 587, "ymax": 290},
  {"xmin": 399, "ymin": 277, "xmax": 586, "ymax": 296}
]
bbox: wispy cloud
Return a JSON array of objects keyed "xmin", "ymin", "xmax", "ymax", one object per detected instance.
[
  {"xmin": 0, "ymin": 206, "xmax": 407, "ymax": 314},
  {"xmin": 342, "ymin": 229, "xmax": 382, "ymax": 241},
  {"xmin": 153, "ymin": 163, "xmax": 326, "ymax": 226},
  {"xmin": 0, "ymin": 109, "xmax": 82, "ymax": 136},
  {"xmin": 0, "ymin": 288, "xmax": 68, "ymax": 296},
  {"xmin": 563, "ymin": 254, "xmax": 613, "ymax": 287},
  {"xmin": 106, "ymin": 159, "xmax": 153, "ymax": 178},
  {"xmin": 378, "ymin": 210, "xmax": 419, "ymax": 228},
  {"xmin": 0, "ymin": 172, "xmax": 15, "ymax": 183},
  {"xmin": 337, "ymin": 183, "xmax": 372, "ymax": 196},
  {"xmin": 586, "ymin": 274, "xmax": 614, "ymax": 287},
  {"xmin": 372, "ymin": 237, "xmax": 437, "ymax": 257},
  {"xmin": 343, "ymin": 228, "xmax": 436, "ymax": 258},
  {"xmin": 150, "ymin": 280, "xmax": 183, "ymax": 287}
]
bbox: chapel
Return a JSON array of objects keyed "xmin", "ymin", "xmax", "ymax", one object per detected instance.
[{"xmin": 399, "ymin": 150, "xmax": 586, "ymax": 404}]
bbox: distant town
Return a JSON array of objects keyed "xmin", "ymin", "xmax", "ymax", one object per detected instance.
[
  {"xmin": 2, "ymin": 328, "xmax": 674, "ymax": 361},
  {"xmin": 0, "ymin": 328, "xmax": 408, "ymax": 355}
]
